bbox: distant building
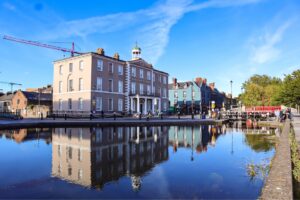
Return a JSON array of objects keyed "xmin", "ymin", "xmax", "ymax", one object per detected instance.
[
  {"xmin": 0, "ymin": 92, "xmax": 14, "ymax": 112},
  {"xmin": 168, "ymin": 78, "xmax": 201, "ymax": 114},
  {"xmin": 169, "ymin": 77, "xmax": 226, "ymax": 114},
  {"xmin": 52, "ymin": 44, "xmax": 169, "ymax": 114},
  {"xmin": 26, "ymin": 84, "xmax": 52, "ymax": 94},
  {"xmin": 51, "ymin": 126, "xmax": 169, "ymax": 189},
  {"xmin": 11, "ymin": 90, "xmax": 52, "ymax": 118}
]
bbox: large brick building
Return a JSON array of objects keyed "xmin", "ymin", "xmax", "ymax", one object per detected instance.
[{"xmin": 53, "ymin": 45, "xmax": 169, "ymax": 114}]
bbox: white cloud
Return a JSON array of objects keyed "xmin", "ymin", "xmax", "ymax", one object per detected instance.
[
  {"xmin": 250, "ymin": 20, "xmax": 292, "ymax": 64},
  {"xmin": 3, "ymin": 2, "xmax": 16, "ymax": 11},
  {"xmin": 43, "ymin": 0, "xmax": 263, "ymax": 64}
]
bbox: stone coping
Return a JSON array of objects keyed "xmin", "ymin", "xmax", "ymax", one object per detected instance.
[
  {"xmin": 0, "ymin": 118, "xmax": 228, "ymax": 130},
  {"xmin": 260, "ymin": 121, "xmax": 293, "ymax": 200}
]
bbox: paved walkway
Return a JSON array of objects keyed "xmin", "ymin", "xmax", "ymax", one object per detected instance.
[
  {"xmin": 0, "ymin": 117, "xmax": 227, "ymax": 130},
  {"xmin": 260, "ymin": 121, "xmax": 293, "ymax": 200}
]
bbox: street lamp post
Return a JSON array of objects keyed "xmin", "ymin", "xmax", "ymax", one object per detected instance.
[{"xmin": 230, "ymin": 80, "xmax": 233, "ymax": 110}]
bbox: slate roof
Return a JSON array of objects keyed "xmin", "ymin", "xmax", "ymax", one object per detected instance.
[
  {"xmin": 168, "ymin": 81, "xmax": 195, "ymax": 90},
  {"xmin": 0, "ymin": 93, "xmax": 14, "ymax": 101},
  {"xmin": 22, "ymin": 91, "xmax": 52, "ymax": 101}
]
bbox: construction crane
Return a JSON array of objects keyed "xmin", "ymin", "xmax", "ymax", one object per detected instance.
[
  {"xmin": 0, "ymin": 81, "xmax": 22, "ymax": 92},
  {"xmin": 3, "ymin": 35, "xmax": 83, "ymax": 57}
]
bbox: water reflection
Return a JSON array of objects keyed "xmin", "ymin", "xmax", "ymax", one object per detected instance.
[
  {"xmin": 1, "ymin": 128, "xmax": 52, "ymax": 144},
  {"xmin": 51, "ymin": 127, "xmax": 169, "ymax": 190},
  {"xmin": 0, "ymin": 124, "xmax": 277, "ymax": 198},
  {"xmin": 169, "ymin": 125, "xmax": 226, "ymax": 157}
]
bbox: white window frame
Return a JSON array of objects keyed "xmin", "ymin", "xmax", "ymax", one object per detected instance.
[
  {"xmin": 96, "ymin": 77, "xmax": 102, "ymax": 90},
  {"xmin": 132, "ymin": 67, "xmax": 136, "ymax": 77},
  {"xmin": 131, "ymin": 82, "xmax": 136, "ymax": 94},
  {"xmin": 96, "ymin": 97, "xmax": 102, "ymax": 111},
  {"xmin": 59, "ymin": 99, "xmax": 63, "ymax": 110},
  {"xmin": 147, "ymin": 85, "xmax": 151, "ymax": 95},
  {"xmin": 118, "ymin": 98, "xmax": 123, "ymax": 111},
  {"xmin": 163, "ymin": 88, "xmax": 167, "ymax": 98},
  {"xmin": 69, "ymin": 63, "xmax": 73, "ymax": 73},
  {"xmin": 59, "ymin": 65, "xmax": 63, "ymax": 75},
  {"xmin": 109, "ymin": 79, "xmax": 113, "ymax": 92},
  {"xmin": 79, "ymin": 78, "xmax": 83, "ymax": 91},
  {"xmin": 96, "ymin": 97, "xmax": 103, "ymax": 111},
  {"xmin": 118, "ymin": 65, "xmax": 123, "ymax": 75},
  {"xmin": 97, "ymin": 59, "xmax": 103, "ymax": 71},
  {"xmin": 59, "ymin": 81, "xmax": 62, "ymax": 93},
  {"xmin": 108, "ymin": 98, "xmax": 113, "ymax": 111},
  {"xmin": 118, "ymin": 80, "xmax": 123, "ymax": 93},
  {"xmin": 68, "ymin": 98, "xmax": 72, "ymax": 110},
  {"xmin": 140, "ymin": 83, "xmax": 144, "ymax": 95},
  {"xmin": 78, "ymin": 98, "xmax": 83, "ymax": 110},
  {"xmin": 147, "ymin": 71, "xmax": 151, "ymax": 80},
  {"xmin": 79, "ymin": 60, "xmax": 84, "ymax": 71},
  {"xmin": 68, "ymin": 79, "xmax": 73, "ymax": 92},
  {"xmin": 163, "ymin": 76, "xmax": 167, "ymax": 84},
  {"xmin": 163, "ymin": 102, "xmax": 167, "ymax": 111},
  {"xmin": 108, "ymin": 62, "xmax": 114, "ymax": 73},
  {"xmin": 140, "ymin": 69, "xmax": 144, "ymax": 79}
]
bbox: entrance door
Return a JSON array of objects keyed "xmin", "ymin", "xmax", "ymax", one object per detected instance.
[{"xmin": 140, "ymin": 103, "xmax": 143, "ymax": 114}]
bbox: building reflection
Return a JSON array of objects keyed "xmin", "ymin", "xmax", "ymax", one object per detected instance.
[
  {"xmin": 51, "ymin": 126, "xmax": 169, "ymax": 190},
  {"xmin": 168, "ymin": 125, "xmax": 226, "ymax": 157},
  {"xmin": 0, "ymin": 128, "xmax": 52, "ymax": 144}
]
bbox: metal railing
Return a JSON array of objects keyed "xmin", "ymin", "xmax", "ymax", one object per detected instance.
[
  {"xmin": 0, "ymin": 111, "xmax": 22, "ymax": 120},
  {"xmin": 47, "ymin": 110, "xmax": 127, "ymax": 119}
]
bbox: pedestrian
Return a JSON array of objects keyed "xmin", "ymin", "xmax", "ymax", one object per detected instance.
[
  {"xmin": 113, "ymin": 112, "xmax": 116, "ymax": 120},
  {"xmin": 178, "ymin": 111, "xmax": 180, "ymax": 119},
  {"xmin": 90, "ymin": 111, "xmax": 93, "ymax": 120}
]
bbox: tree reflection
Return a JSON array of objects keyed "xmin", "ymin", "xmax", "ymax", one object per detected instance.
[{"xmin": 244, "ymin": 134, "xmax": 276, "ymax": 152}]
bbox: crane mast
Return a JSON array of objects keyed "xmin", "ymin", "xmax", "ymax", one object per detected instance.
[{"xmin": 0, "ymin": 81, "xmax": 22, "ymax": 92}]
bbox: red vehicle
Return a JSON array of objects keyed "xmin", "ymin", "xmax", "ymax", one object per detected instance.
[{"xmin": 245, "ymin": 106, "xmax": 281, "ymax": 113}]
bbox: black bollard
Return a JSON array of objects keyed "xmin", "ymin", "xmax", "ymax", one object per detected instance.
[
  {"xmin": 101, "ymin": 110, "xmax": 104, "ymax": 119},
  {"xmin": 113, "ymin": 113, "xmax": 116, "ymax": 120},
  {"xmin": 64, "ymin": 114, "xmax": 67, "ymax": 120}
]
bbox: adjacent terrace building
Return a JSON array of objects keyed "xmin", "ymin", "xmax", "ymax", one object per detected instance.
[
  {"xmin": 169, "ymin": 77, "xmax": 225, "ymax": 114},
  {"xmin": 53, "ymin": 45, "xmax": 169, "ymax": 114}
]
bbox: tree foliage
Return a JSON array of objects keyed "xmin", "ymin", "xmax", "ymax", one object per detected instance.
[
  {"xmin": 279, "ymin": 70, "xmax": 300, "ymax": 107},
  {"xmin": 241, "ymin": 70, "xmax": 300, "ymax": 107},
  {"xmin": 241, "ymin": 74, "xmax": 282, "ymax": 106}
]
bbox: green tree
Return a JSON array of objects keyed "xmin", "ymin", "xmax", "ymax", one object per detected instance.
[
  {"xmin": 279, "ymin": 70, "xmax": 300, "ymax": 107},
  {"xmin": 241, "ymin": 74, "xmax": 282, "ymax": 106}
]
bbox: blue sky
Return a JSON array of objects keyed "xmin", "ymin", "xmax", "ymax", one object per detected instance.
[{"xmin": 0, "ymin": 0, "xmax": 299, "ymax": 96}]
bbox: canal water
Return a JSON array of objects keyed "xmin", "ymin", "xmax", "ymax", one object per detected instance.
[{"xmin": 0, "ymin": 124, "xmax": 277, "ymax": 199}]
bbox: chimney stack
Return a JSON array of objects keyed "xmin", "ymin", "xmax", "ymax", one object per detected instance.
[
  {"xmin": 209, "ymin": 82, "xmax": 215, "ymax": 90},
  {"xmin": 97, "ymin": 48, "xmax": 105, "ymax": 55},
  {"xmin": 113, "ymin": 53, "xmax": 120, "ymax": 60},
  {"xmin": 172, "ymin": 77, "xmax": 177, "ymax": 87},
  {"xmin": 195, "ymin": 77, "xmax": 202, "ymax": 85}
]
